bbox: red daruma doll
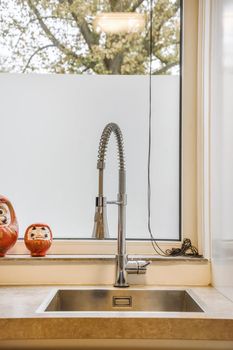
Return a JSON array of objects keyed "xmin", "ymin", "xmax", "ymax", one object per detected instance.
[
  {"xmin": 24, "ymin": 223, "xmax": 52, "ymax": 257},
  {"xmin": 0, "ymin": 195, "xmax": 18, "ymax": 257}
]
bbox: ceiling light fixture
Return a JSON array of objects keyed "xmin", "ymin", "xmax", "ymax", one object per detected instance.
[{"xmin": 93, "ymin": 12, "xmax": 145, "ymax": 34}]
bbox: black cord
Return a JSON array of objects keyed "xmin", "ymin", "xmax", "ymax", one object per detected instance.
[
  {"xmin": 147, "ymin": 0, "xmax": 168, "ymax": 256},
  {"xmin": 147, "ymin": 0, "xmax": 201, "ymax": 258}
]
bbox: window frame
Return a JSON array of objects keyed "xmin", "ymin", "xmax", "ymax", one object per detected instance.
[{"xmin": 8, "ymin": 0, "xmax": 202, "ymax": 256}]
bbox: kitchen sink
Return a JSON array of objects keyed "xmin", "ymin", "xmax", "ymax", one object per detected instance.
[{"xmin": 38, "ymin": 289, "xmax": 204, "ymax": 313}]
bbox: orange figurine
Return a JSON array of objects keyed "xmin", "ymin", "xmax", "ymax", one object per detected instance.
[
  {"xmin": 0, "ymin": 195, "xmax": 18, "ymax": 257},
  {"xmin": 24, "ymin": 223, "xmax": 52, "ymax": 257}
]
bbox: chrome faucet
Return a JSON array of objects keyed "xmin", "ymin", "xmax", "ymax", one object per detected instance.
[{"xmin": 93, "ymin": 123, "xmax": 150, "ymax": 288}]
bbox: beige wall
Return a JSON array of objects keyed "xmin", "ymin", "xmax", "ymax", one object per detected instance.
[{"xmin": 0, "ymin": 258, "xmax": 210, "ymax": 285}]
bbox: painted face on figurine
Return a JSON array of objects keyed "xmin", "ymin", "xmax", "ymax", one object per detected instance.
[
  {"xmin": 26, "ymin": 225, "xmax": 51, "ymax": 241},
  {"xmin": 0, "ymin": 203, "xmax": 10, "ymax": 226}
]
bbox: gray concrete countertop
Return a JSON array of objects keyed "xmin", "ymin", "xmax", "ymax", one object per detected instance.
[
  {"xmin": 0, "ymin": 254, "xmax": 208, "ymax": 262},
  {"xmin": 0, "ymin": 285, "xmax": 233, "ymax": 341}
]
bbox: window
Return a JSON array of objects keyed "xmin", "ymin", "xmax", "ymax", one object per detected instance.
[{"xmin": 0, "ymin": 0, "xmax": 182, "ymax": 241}]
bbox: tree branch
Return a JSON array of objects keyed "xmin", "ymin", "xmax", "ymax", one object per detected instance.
[
  {"xmin": 29, "ymin": 15, "xmax": 76, "ymax": 23},
  {"xmin": 154, "ymin": 61, "xmax": 179, "ymax": 75},
  {"xmin": 26, "ymin": 0, "xmax": 79, "ymax": 60},
  {"xmin": 109, "ymin": 0, "xmax": 119, "ymax": 12},
  {"xmin": 67, "ymin": 0, "xmax": 99, "ymax": 50},
  {"xmin": 13, "ymin": 15, "xmax": 76, "ymax": 54},
  {"xmin": 22, "ymin": 44, "xmax": 55, "ymax": 73},
  {"xmin": 143, "ymin": 0, "xmax": 180, "ymax": 57},
  {"xmin": 130, "ymin": 0, "xmax": 145, "ymax": 12},
  {"xmin": 109, "ymin": 53, "xmax": 124, "ymax": 74}
]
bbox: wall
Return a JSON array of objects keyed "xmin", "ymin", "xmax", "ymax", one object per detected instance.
[
  {"xmin": 211, "ymin": 0, "xmax": 233, "ymax": 300},
  {"xmin": 0, "ymin": 256, "xmax": 210, "ymax": 286}
]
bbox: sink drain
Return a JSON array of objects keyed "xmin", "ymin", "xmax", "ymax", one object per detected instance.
[{"xmin": 112, "ymin": 296, "xmax": 132, "ymax": 307}]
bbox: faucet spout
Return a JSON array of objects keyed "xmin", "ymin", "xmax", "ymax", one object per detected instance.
[{"xmin": 92, "ymin": 196, "xmax": 109, "ymax": 239}]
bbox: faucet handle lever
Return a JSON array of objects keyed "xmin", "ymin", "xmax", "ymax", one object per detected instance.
[
  {"xmin": 126, "ymin": 260, "xmax": 151, "ymax": 274},
  {"xmin": 107, "ymin": 194, "xmax": 127, "ymax": 206},
  {"xmin": 107, "ymin": 200, "xmax": 122, "ymax": 205}
]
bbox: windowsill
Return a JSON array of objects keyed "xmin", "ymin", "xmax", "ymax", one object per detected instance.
[
  {"xmin": 0, "ymin": 254, "xmax": 208, "ymax": 262},
  {"xmin": 8, "ymin": 239, "xmax": 192, "ymax": 256}
]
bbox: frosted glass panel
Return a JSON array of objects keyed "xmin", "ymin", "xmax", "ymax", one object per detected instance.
[{"xmin": 0, "ymin": 74, "xmax": 180, "ymax": 239}]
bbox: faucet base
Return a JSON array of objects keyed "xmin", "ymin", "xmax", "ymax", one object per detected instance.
[
  {"xmin": 114, "ymin": 255, "xmax": 129, "ymax": 288},
  {"xmin": 114, "ymin": 284, "xmax": 129, "ymax": 288}
]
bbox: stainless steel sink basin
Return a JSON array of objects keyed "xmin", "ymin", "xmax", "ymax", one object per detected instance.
[{"xmin": 39, "ymin": 289, "xmax": 204, "ymax": 313}]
